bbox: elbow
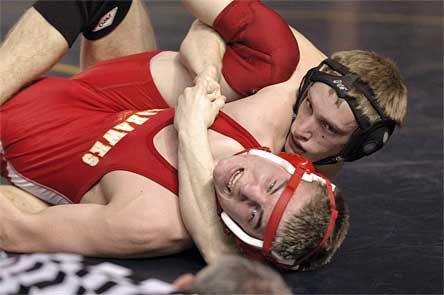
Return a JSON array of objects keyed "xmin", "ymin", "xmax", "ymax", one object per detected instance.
[{"xmin": 113, "ymin": 216, "xmax": 192, "ymax": 256}]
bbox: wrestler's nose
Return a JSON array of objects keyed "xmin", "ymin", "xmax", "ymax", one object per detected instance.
[
  {"xmin": 293, "ymin": 117, "xmax": 314, "ymax": 141},
  {"xmin": 240, "ymin": 182, "xmax": 266, "ymax": 204}
]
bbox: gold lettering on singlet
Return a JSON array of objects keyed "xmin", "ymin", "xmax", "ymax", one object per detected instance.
[
  {"xmin": 114, "ymin": 122, "xmax": 135, "ymax": 132},
  {"xmin": 82, "ymin": 153, "xmax": 100, "ymax": 167},
  {"xmin": 82, "ymin": 109, "xmax": 165, "ymax": 167},
  {"xmin": 89, "ymin": 141, "xmax": 112, "ymax": 157},
  {"xmin": 103, "ymin": 129, "xmax": 128, "ymax": 146},
  {"xmin": 126, "ymin": 114, "xmax": 149, "ymax": 125}
]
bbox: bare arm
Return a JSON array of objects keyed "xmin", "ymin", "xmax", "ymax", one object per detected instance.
[
  {"xmin": 0, "ymin": 7, "xmax": 68, "ymax": 105},
  {"xmin": 174, "ymin": 82, "xmax": 237, "ymax": 263},
  {"xmin": 179, "ymin": 20, "xmax": 239, "ymax": 101},
  {"xmin": 180, "ymin": 0, "xmax": 243, "ymax": 102},
  {"xmin": 180, "ymin": 20, "xmax": 224, "ymax": 81},
  {"xmin": 181, "ymin": 0, "xmax": 300, "ymax": 98},
  {"xmin": 181, "ymin": 0, "xmax": 232, "ymax": 26},
  {"xmin": 0, "ymin": 184, "xmax": 186, "ymax": 257}
]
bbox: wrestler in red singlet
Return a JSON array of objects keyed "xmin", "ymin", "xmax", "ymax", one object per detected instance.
[
  {"xmin": 0, "ymin": 52, "xmax": 260, "ymax": 204},
  {"xmin": 1, "ymin": 0, "xmax": 300, "ymax": 203}
]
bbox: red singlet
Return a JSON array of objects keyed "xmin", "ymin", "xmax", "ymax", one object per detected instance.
[{"xmin": 0, "ymin": 53, "xmax": 260, "ymax": 204}]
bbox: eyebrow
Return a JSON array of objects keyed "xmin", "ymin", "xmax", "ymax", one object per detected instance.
[
  {"xmin": 308, "ymin": 89, "xmax": 349, "ymax": 135},
  {"xmin": 271, "ymin": 180, "xmax": 287, "ymax": 195},
  {"xmin": 256, "ymin": 180, "xmax": 287, "ymax": 231}
]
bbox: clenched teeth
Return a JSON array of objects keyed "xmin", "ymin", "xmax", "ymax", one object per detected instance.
[{"xmin": 227, "ymin": 168, "xmax": 244, "ymax": 193}]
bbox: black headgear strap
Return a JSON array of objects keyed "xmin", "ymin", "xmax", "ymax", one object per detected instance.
[{"xmin": 293, "ymin": 59, "xmax": 396, "ymax": 165}]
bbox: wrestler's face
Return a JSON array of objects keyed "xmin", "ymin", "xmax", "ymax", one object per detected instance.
[
  {"xmin": 285, "ymin": 82, "xmax": 357, "ymax": 162},
  {"xmin": 213, "ymin": 154, "xmax": 316, "ymax": 239}
]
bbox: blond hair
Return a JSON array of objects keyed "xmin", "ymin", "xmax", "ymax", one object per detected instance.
[
  {"xmin": 272, "ymin": 182, "xmax": 349, "ymax": 271},
  {"xmin": 327, "ymin": 50, "xmax": 407, "ymax": 125}
]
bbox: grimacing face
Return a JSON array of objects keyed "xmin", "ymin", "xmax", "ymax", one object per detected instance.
[
  {"xmin": 213, "ymin": 153, "xmax": 316, "ymax": 239},
  {"xmin": 285, "ymin": 82, "xmax": 358, "ymax": 162}
]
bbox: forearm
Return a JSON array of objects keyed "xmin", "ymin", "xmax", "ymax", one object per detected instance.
[
  {"xmin": 0, "ymin": 7, "xmax": 68, "ymax": 104},
  {"xmin": 177, "ymin": 127, "xmax": 236, "ymax": 263},
  {"xmin": 180, "ymin": 20, "xmax": 225, "ymax": 78},
  {"xmin": 179, "ymin": 20, "xmax": 239, "ymax": 101},
  {"xmin": 2, "ymin": 203, "xmax": 146, "ymax": 257}
]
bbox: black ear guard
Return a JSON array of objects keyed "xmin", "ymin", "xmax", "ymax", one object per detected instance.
[{"xmin": 293, "ymin": 59, "xmax": 396, "ymax": 165}]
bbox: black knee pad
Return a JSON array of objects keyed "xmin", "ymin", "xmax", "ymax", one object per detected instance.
[{"xmin": 33, "ymin": 0, "xmax": 132, "ymax": 47}]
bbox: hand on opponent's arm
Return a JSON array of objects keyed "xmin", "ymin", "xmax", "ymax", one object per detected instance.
[
  {"xmin": 174, "ymin": 79, "xmax": 237, "ymax": 263},
  {"xmin": 179, "ymin": 20, "xmax": 240, "ymax": 102}
]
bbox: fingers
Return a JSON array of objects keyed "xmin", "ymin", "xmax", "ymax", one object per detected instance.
[
  {"xmin": 207, "ymin": 91, "xmax": 221, "ymax": 101},
  {"xmin": 206, "ymin": 79, "xmax": 220, "ymax": 94},
  {"xmin": 212, "ymin": 96, "xmax": 226, "ymax": 113},
  {"xmin": 186, "ymin": 78, "xmax": 221, "ymax": 103},
  {"xmin": 192, "ymin": 78, "xmax": 211, "ymax": 97},
  {"xmin": 194, "ymin": 71, "xmax": 221, "ymax": 98}
]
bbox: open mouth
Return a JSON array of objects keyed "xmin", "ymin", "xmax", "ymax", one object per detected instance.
[{"xmin": 227, "ymin": 168, "xmax": 244, "ymax": 193}]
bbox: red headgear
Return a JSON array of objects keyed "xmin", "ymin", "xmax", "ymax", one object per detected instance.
[{"xmin": 216, "ymin": 148, "xmax": 338, "ymax": 270}]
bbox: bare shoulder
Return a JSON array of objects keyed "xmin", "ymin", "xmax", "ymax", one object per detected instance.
[
  {"xmin": 208, "ymin": 129, "xmax": 245, "ymax": 162},
  {"xmin": 151, "ymin": 51, "xmax": 194, "ymax": 107},
  {"xmin": 222, "ymin": 85, "xmax": 294, "ymax": 152},
  {"xmin": 99, "ymin": 170, "xmax": 177, "ymax": 204}
]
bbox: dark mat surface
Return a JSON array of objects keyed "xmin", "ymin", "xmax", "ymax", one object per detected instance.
[{"xmin": 1, "ymin": 1, "xmax": 443, "ymax": 294}]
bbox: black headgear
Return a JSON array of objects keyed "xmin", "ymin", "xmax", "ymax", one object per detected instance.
[{"xmin": 293, "ymin": 59, "xmax": 396, "ymax": 165}]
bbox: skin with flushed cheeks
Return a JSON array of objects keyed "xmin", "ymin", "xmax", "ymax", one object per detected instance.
[
  {"xmin": 285, "ymin": 82, "xmax": 358, "ymax": 162},
  {"xmin": 213, "ymin": 154, "xmax": 316, "ymax": 239}
]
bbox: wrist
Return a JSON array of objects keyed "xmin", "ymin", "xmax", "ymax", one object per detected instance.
[
  {"xmin": 196, "ymin": 64, "xmax": 221, "ymax": 81},
  {"xmin": 178, "ymin": 125, "xmax": 208, "ymax": 141}
]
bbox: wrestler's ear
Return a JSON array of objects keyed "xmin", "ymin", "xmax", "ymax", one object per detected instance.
[{"xmin": 172, "ymin": 273, "xmax": 195, "ymax": 289}]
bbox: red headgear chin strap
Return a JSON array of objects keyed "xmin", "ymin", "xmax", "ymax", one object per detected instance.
[{"xmin": 216, "ymin": 148, "xmax": 338, "ymax": 269}]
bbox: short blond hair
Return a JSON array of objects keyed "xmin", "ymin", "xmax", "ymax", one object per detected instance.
[
  {"xmin": 272, "ymin": 182, "xmax": 349, "ymax": 271},
  {"xmin": 329, "ymin": 50, "xmax": 407, "ymax": 125}
]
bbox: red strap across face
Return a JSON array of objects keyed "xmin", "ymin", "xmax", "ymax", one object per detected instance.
[{"xmin": 262, "ymin": 167, "xmax": 305, "ymax": 256}]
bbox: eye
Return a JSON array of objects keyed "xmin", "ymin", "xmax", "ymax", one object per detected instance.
[
  {"xmin": 248, "ymin": 209, "xmax": 257, "ymax": 223},
  {"xmin": 267, "ymin": 180, "xmax": 277, "ymax": 193},
  {"xmin": 322, "ymin": 121, "xmax": 337, "ymax": 135}
]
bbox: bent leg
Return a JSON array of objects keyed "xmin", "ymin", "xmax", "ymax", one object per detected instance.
[{"xmin": 80, "ymin": 0, "xmax": 158, "ymax": 70}]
